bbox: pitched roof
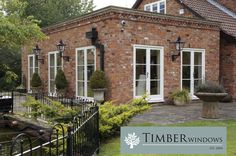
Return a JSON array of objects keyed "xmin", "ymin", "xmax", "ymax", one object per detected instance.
[
  {"xmin": 132, "ymin": 0, "xmax": 236, "ymax": 38},
  {"xmin": 183, "ymin": 0, "xmax": 236, "ymax": 38}
]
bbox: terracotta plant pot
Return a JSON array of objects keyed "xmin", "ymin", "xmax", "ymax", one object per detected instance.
[{"xmin": 195, "ymin": 93, "xmax": 227, "ymax": 119}]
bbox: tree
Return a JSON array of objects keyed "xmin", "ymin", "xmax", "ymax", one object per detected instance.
[
  {"xmin": 21, "ymin": 0, "xmax": 94, "ymax": 27},
  {"xmin": 0, "ymin": 0, "xmax": 46, "ymax": 48},
  {"xmin": 0, "ymin": 0, "xmax": 46, "ymax": 90}
]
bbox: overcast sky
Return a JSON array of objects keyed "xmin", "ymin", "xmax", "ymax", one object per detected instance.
[{"xmin": 93, "ymin": 0, "xmax": 136, "ymax": 10}]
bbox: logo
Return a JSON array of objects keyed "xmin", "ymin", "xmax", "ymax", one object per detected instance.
[{"xmin": 124, "ymin": 132, "xmax": 140, "ymax": 149}]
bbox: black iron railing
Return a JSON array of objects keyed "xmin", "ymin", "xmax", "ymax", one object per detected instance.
[{"xmin": 4, "ymin": 104, "xmax": 99, "ymax": 156}]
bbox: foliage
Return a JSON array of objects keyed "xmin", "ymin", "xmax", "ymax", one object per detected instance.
[
  {"xmin": 55, "ymin": 69, "xmax": 68, "ymax": 91},
  {"xmin": 195, "ymin": 81, "xmax": 225, "ymax": 93},
  {"xmin": 21, "ymin": 96, "xmax": 77, "ymax": 122},
  {"xmin": 90, "ymin": 70, "xmax": 107, "ymax": 89},
  {"xmin": 0, "ymin": 64, "xmax": 18, "ymax": 91},
  {"xmin": 19, "ymin": 0, "xmax": 95, "ymax": 27},
  {"xmin": 170, "ymin": 89, "xmax": 190, "ymax": 104},
  {"xmin": 0, "ymin": 47, "xmax": 21, "ymax": 90},
  {"xmin": 99, "ymin": 95, "xmax": 150, "ymax": 139},
  {"xmin": 21, "ymin": 96, "xmax": 42, "ymax": 119},
  {"xmin": 31, "ymin": 73, "xmax": 42, "ymax": 88},
  {"xmin": 0, "ymin": 0, "xmax": 46, "ymax": 49}
]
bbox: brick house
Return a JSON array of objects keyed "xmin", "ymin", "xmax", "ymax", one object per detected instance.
[{"xmin": 22, "ymin": 0, "xmax": 236, "ymax": 103}]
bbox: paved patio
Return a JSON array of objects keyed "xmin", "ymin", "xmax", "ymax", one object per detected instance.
[{"xmin": 129, "ymin": 101, "xmax": 236, "ymax": 125}]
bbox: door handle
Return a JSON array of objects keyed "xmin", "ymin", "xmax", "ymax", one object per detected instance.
[{"xmin": 146, "ymin": 72, "xmax": 149, "ymax": 79}]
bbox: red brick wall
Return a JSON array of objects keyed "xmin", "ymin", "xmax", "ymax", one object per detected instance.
[
  {"xmin": 220, "ymin": 36, "xmax": 236, "ymax": 97},
  {"xmin": 22, "ymin": 9, "xmax": 220, "ymax": 103},
  {"xmin": 216, "ymin": 0, "xmax": 236, "ymax": 13},
  {"xmin": 136, "ymin": 0, "xmax": 197, "ymax": 18}
]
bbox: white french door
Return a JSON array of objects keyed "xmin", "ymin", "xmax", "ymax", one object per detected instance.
[
  {"xmin": 28, "ymin": 55, "xmax": 39, "ymax": 92},
  {"xmin": 181, "ymin": 49, "xmax": 205, "ymax": 97},
  {"xmin": 76, "ymin": 46, "xmax": 96, "ymax": 99},
  {"xmin": 134, "ymin": 45, "xmax": 164, "ymax": 102},
  {"xmin": 48, "ymin": 51, "xmax": 62, "ymax": 95}
]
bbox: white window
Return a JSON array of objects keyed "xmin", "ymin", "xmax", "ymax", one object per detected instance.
[
  {"xmin": 181, "ymin": 48, "xmax": 205, "ymax": 99},
  {"xmin": 48, "ymin": 51, "xmax": 63, "ymax": 95},
  {"xmin": 76, "ymin": 46, "xmax": 96, "ymax": 99},
  {"xmin": 133, "ymin": 45, "xmax": 164, "ymax": 102},
  {"xmin": 144, "ymin": 0, "xmax": 166, "ymax": 14},
  {"xmin": 28, "ymin": 55, "xmax": 39, "ymax": 92}
]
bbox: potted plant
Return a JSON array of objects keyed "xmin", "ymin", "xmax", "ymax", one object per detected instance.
[
  {"xmin": 55, "ymin": 69, "xmax": 68, "ymax": 96},
  {"xmin": 195, "ymin": 82, "xmax": 228, "ymax": 119},
  {"xmin": 90, "ymin": 70, "xmax": 107, "ymax": 102},
  {"xmin": 170, "ymin": 89, "xmax": 190, "ymax": 106}
]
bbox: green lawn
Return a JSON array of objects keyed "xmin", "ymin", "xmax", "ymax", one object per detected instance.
[{"xmin": 99, "ymin": 120, "xmax": 236, "ymax": 156}]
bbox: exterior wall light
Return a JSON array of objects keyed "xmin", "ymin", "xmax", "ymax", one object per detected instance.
[
  {"xmin": 33, "ymin": 44, "xmax": 44, "ymax": 64},
  {"xmin": 56, "ymin": 40, "xmax": 70, "ymax": 62},
  {"xmin": 170, "ymin": 36, "xmax": 185, "ymax": 61}
]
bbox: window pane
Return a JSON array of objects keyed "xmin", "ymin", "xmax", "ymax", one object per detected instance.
[
  {"xmin": 182, "ymin": 52, "xmax": 190, "ymax": 65},
  {"xmin": 136, "ymin": 65, "xmax": 146, "ymax": 80},
  {"xmin": 77, "ymin": 50, "xmax": 84, "ymax": 65},
  {"xmin": 194, "ymin": 52, "xmax": 202, "ymax": 65},
  {"xmin": 182, "ymin": 66, "xmax": 190, "ymax": 79},
  {"xmin": 50, "ymin": 54, "xmax": 55, "ymax": 66},
  {"xmin": 194, "ymin": 66, "xmax": 202, "ymax": 79},
  {"xmin": 50, "ymin": 80, "xmax": 55, "ymax": 93},
  {"xmin": 77, "ymin": 66, "xmax": 84, "ymax": 80},
  {"xmin": 136, "ymin": 80, "xmax": 146, "ymax": 96},
  {"xmin": 30, "ymin": 68, "xmax": 33, "ymax": 80},
  {"xmin": 160, "ymin": 2, "xmax": 165, "ymax": 9},
  {"xmin": 78, "ymin": 81, "xmax": 84, "ymax": 96},
  {"xmin": 50, "ymin": 67, "xmax": 55, "ymax": 79},
  {"xmin": 194, "ymin": 80, "xmax": 202, "ymax": 92},
  {"xmin": 87, "ymin": 49, "xmax": 95, "ymax": 65},
  {"xmin": 136, "ymin": 49, "xmax": 146, "ymax": 64},
  {"xmin": 150, "ymin": 80, "xmax": 160, "ymax": 95},
  {"xmin": 29, "ymin": 57, "xmax": 33, "ymax": 67},
  {"xmin": 145, "ymin": 5, "xmax": 151, "ymax": 11},
  {"xmin": 160, "ymin": 9, "xmax": 165, "ymax": 14},
  {"xmin": 182, "ymin": 80, "xmax": 190, "ymax": 92},
  {"xmin": 151, "ymin": 65, "xmax": 160, "ymax": 79},
  {"xmin": 87, "ymin": 65, "xmax": 95, "ymax": 80},
  {"xmin": 150, "ymin": 50, "xmax": 160, "ymax": 64},
  {"xmin": 153, "ymin": 4, "xmax": 158, "ymax": 12}
]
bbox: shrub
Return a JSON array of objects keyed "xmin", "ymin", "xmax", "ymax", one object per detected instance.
[
  {"xmin": 195, "ymin": 82, "xmax": 225, "ymax": 93},
  {"xmin": 22, "ymin": 96, "xmax": 76, "ymax": 122},
  {"xmin": 99, "ymin": 95, "xmax": 150, "ymax": 139},
  {"xmin": 90, "ymin": 70, "xmax": 107, "ymax": 89},
  {"xmin": 170, "ymin": 89, "xmax": 190, "ymax": 104},
  {"xmin": 55, "ymin": 69, "xmax": 68, "ymax": 91},
  {"xmin": 31, "ymin": 73, "xmax": 42, "ymax": 88}
]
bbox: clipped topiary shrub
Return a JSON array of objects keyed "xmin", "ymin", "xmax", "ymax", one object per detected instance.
[
  {"xmin": 90, "ymin": 70, "xmax": 107, "ymax": 89},
  {"xmin": 31, "ymin": 73, "xmax": 42, "ymax": 88},
  {"xmin": 55, "ymin": 69, "xmax": 68, "ymax": 92}
]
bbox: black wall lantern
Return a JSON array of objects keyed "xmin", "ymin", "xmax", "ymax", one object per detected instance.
[
  {"xmin": 170, "ymin": 36, "xmax": 185, "ymax": 61},
  {"xmin": 33, "ymin": 45, "xmax": 44, "ymax": 64},
  {"xmin": 56, "ymin": 40, "xmax": 70, "ymax": 62}
]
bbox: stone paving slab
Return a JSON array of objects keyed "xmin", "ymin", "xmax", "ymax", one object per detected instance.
[{"xmin": 129, "ymin": 102, "xmax": 236, "ymax": 125}]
